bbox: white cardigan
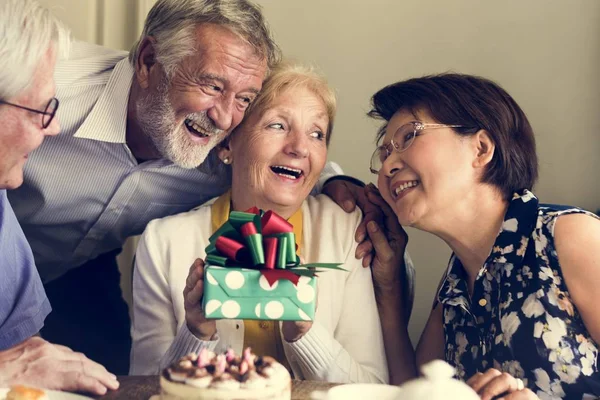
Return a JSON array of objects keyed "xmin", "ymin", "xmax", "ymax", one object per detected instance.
[{"xmin": 130, "ymin": 194, "xmax": 388, "ymax": 383}]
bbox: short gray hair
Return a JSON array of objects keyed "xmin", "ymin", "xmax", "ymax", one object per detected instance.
[
  {"xmin": 0, "ymin": 0, "xmax": 70, "ymax": 100},
  {"xmin": 129, "ymin": 0, "xmax": 280, "ymax": 78}
]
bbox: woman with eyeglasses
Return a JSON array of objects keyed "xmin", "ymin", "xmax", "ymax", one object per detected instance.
[{"xmin": 364, "ymin": 73, "xmax": 600, "ymax": 399}]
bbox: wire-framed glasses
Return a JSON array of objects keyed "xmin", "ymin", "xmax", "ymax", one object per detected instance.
[
  {"xmin": 0, "ymin": 97, "xmax": 59, "ymax": 129},
  {"xmin": 369, "ymin": 121, "xmax": 464, "ymax": 174}
]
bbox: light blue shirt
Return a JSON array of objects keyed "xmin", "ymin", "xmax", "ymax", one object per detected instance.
[
  {"xmin": 8, "ymin": 42, "xmax": 342, "ymax": 282},
  {"xmin": 0, "ymin": 190, "xmax": 51, "ymax": 350}
]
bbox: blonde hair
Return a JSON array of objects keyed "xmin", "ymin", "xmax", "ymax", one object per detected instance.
[
  {"xmin": 0, "ymin": 0, "xmax": 70, "ymax": 100},
  {"xmin": 241, "ymin": 61, "xmax": 337, "ymax": 145},
  {"xmin": 129, "ymin": 0, "xmax": 280, "ymax": 78}
]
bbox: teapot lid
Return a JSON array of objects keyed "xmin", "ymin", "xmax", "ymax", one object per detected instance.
[{"xmin": 399, "ymin": 360, "xmax": 479, "ymax": 400}]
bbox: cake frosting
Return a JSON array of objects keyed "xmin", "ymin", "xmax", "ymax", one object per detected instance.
[{"xmin": 159, "ymin": 348, "xmax": 291, "ymax": 400}]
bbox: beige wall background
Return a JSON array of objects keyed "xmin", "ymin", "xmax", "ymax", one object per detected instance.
[{"xmin": 39, "ymin": 0, "xmax": 600, "ymax": 344}]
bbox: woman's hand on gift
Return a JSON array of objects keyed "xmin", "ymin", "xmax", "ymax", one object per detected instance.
[
  {"xmin": 282, "ymin": 320, "xmax": 312, "ymax": 343},
  {"xmin": 467, "ymin": 369, "xmax": 539, "ymax": 400},
  {"xmin": 282, "ymin": 255, "xmax": 314, "ymax": 343},
  {"xmin": 364, "ymin": 184, "xmax": 408, "ymax": 296},
  {"xmin": 183, "ymin": 258, "xmax": 217, "ymax": 340}
]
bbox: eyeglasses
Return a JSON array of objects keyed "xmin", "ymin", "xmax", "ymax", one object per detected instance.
[
  {"xmin": 369, "ymin": 121, "xmax": 464, "ymax": 174},
  {"xmin": 0, "ymin": 97, "xmax": 59, "ymax": 129}
]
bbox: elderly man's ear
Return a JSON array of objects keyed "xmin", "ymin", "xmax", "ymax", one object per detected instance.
[
  {"xmin": 218, "ymin": 141, "xmax": 233, "ymax": 165},
  {"xmin": 135, "ymin": 36, "xmax": 159, "ymax": 90}
]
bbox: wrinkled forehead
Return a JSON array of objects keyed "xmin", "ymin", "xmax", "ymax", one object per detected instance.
[
  {"xmin": 197, "ymin": 24, "xmax": 266, "ymax": 66},
  {"xmin": 258, "ymin": 86, "xmax": 327, "ymax": 119},
  {"xmin": 177, "ymin": 51, "xmax": 267, "ymax": 83}
]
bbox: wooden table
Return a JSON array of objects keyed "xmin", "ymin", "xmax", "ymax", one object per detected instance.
[{"xmin": 95, "ymin": 376, "xmax": 339, "ymax": 399}]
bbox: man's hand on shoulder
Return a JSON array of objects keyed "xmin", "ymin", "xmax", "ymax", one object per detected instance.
[
  {"xmin": 0, "ymin": 336, "xmax": 119, "ymax": 395},
  {"xmin": 322, "ymin": 177, "xmax": 385, "ymax": 268}
]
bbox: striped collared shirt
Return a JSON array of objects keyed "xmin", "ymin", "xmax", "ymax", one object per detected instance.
[{"xmin": 8, "ymin": 41, "xmax": 342, "ymax": 282}]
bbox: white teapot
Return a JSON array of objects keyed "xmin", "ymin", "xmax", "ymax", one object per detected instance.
[{"xmin": 399, "ymin": 360, "xmax": 479, "ymax": 400}]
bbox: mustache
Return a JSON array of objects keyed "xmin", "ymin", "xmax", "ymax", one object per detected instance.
[{"xmin": 184, "ymin": 111, "xmax": 224, "ymax": 135}]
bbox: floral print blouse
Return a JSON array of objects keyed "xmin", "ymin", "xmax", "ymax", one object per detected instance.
[{"xmin": 438, "ymin": 190, "xmax": 600, "ymax": 399}]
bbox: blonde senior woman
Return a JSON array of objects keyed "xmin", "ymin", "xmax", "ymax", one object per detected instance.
[{"xmin": 130, "ymin": 62, "xmax": 389, "ymax": 383}]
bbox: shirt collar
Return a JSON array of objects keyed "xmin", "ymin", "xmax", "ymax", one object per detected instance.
[
  {"xmin": 437, "ymin": 189, "xmax": 539, "ymax": 306},
  {"xmin": 487, "ymin": 189, "xmax": 539, "ymax": 265},
  {"xmin": 73, "ymin": 58, "xmax": 133, "ymax": 143},
  {"xmin": 438, "ymin": 254, "xmax": 471, "ymax": 309}
]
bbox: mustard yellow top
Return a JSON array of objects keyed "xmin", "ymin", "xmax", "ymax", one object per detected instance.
[{"xmin": 210, "ymin": 191, "xmax": 303, "ymax": 372}]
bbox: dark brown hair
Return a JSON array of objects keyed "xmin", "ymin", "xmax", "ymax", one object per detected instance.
[{"xmin": 368, "ymin": 73, "xmax": 538, "ymax": 200}]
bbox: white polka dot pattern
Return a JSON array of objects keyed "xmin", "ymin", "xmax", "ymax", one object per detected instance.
[
  {"xmin": 297, "ymin": 283, "xmax": 315, "ymax": 304},
  {"xmin": 225, "ymin": 271, "xmax": 244, "ymax": 290},
  {"xmin": 264, "ymin": 301, "xmax": 284, "ymax": 319},
  {"xmin": 298, "ymin": 309, "xmax": 312, "ymax": 321},
  {"xmin": 205, "ymin": 299, "xmax": 221, "ymax": 316},
  {"xmin": 203, "ymin": 266, "xmax": 318, "ymax": 321},
  {"xmin": 298, "ymin": 276, "xmax": 312, "ymax": 286},
  {"xmin": 206, "ymin": 271, "xmax": 218, "ymax": 285},
  {"xmin": 221, "ymin": 300, "xmax": 241, "ymax": 318},
  {"xmin": 259, "ymin": 274, "xmax": 278, "ymax": 291}
]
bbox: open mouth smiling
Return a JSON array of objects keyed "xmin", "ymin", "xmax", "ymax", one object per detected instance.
[
  {"xmin": 270, "ymin": 165, "xmax": 304, "ymax": 180},
  {"xmin": 184, "ymin": 118, "xmax": 211, "ymax": 138},
  {"xmin": 392, "ymin": 180, "xmax": 420, "ymax": 199}
]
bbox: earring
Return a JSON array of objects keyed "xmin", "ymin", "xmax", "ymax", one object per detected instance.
[{"xmin": 223, "ymin": 157, "xmax": 231, "ymax": 165}]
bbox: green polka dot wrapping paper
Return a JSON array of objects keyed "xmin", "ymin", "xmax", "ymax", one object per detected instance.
[
  {"xmin": 201, "ymin": 208, "xmax": 344, "ymax": 321},
  {"xmin": 202, "ymin": 266, "xmax": 317, "ymax": 321}
]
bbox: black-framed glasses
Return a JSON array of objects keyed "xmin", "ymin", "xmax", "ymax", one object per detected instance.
[
  {"xmin": 369, "ymin": 121, "xmax": 464, "ymax": 174},
  {"xmin": 0, "ymin": 97, "xmax": 59, "ymax": 129}
]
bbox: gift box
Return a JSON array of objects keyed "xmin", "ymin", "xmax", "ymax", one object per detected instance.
[
  {"xmin": 202, "ymin": 208, "xmax": 342, "ymax": 321},
  {"xmin": 203, "ymin": 266, "xmax": 317, "ymax": 321}
]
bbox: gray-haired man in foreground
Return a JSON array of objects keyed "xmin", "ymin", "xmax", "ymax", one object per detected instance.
[{"xmin": 0, "ymin": 0, "xmax": 119, "ymax": 394}]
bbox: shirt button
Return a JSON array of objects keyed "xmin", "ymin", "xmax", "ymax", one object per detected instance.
[
  {"xmin": 478, "ymin": 298, "xmax": 487, "ymax": 307},
  {"xmin": 259, "ymin": 322, "xmax": 269, "ymax": 329}
]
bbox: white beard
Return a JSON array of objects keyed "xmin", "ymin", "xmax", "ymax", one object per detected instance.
[{"xmin": 135, "ymin": 78, "xmax": 225, "ymax": 169}]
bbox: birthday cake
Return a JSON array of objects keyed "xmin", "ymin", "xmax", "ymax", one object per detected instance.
[{"xmin": 159, "ymin": 348, "xmax": 291, "ymax": 400}]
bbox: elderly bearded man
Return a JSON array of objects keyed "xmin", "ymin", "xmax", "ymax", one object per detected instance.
[
  {"xmin": 0, "ymin": 0, "xmax": 119, "ymax": 394},
  {"xmin": 8, "ymin": 0, "xmax": 378, "ymax": 375}
]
